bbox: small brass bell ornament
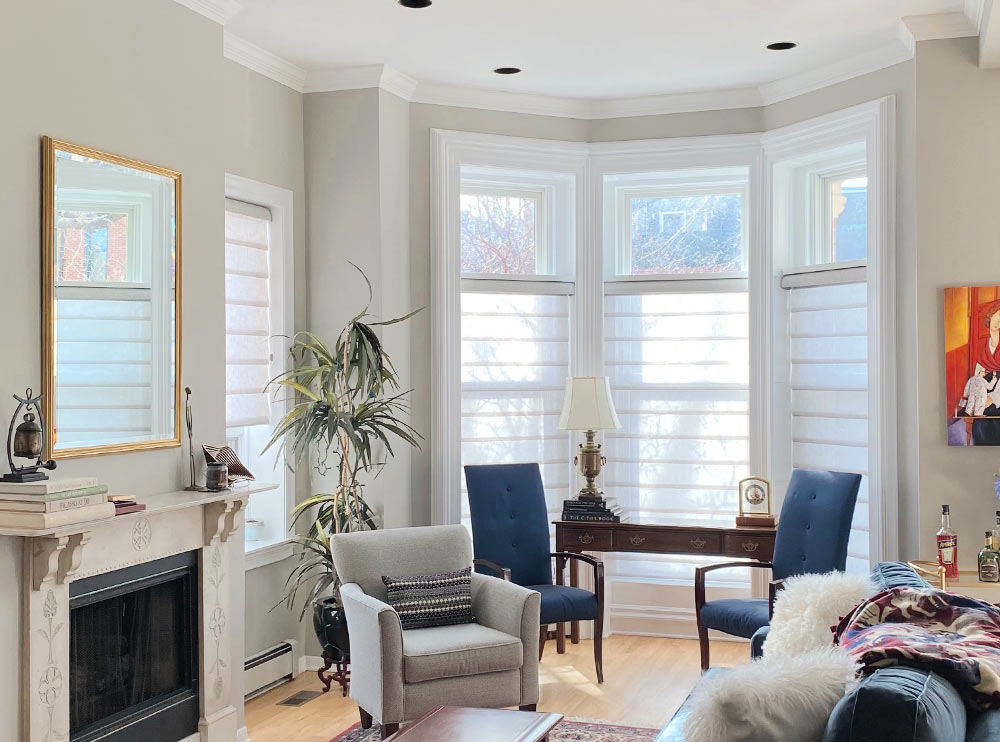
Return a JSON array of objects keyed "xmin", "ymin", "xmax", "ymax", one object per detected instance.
[{"xmin": 3, "ymin": 388, "xmax": 57, "ymax": 483}]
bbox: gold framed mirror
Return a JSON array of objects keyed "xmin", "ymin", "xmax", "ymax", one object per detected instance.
[{"xmin": 42, "ymin": 137, "xmax": 182, "ymax": 458}]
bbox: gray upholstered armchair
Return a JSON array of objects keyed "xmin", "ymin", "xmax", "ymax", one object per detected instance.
[{"xmin": 331, "ymin": 525, "xmax": 541, "ymax": 739}]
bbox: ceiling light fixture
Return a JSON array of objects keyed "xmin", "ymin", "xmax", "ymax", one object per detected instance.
[
  {"xmin": 398, "ymin": 0, "xmax": 432, "ymax": 7},
  {"xmin": 494, "ymin": 67, "xmax": 522, "ymax": 75},
  {"xmin": 766, "ymin": 41, "xmax": 797, "ymax": 51}
]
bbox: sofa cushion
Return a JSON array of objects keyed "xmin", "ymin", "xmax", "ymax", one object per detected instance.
[
  {"xmin": 968, "ymin": 708, "xmax": 1000, "ymax": 742},
  {"xmin": 402, "ymin": 623, "xmax": 523, "ymax": 683},
  {"xmin": 529, "ymin": 584, "xmax": 599, "ymax": 624},
  {"xmin": 699, "ymin": 598, "xmax": 770, "ymax": 639},
  {"xmin": 825, "ymin": 666, "xmax": 966, "ymax": 742}
]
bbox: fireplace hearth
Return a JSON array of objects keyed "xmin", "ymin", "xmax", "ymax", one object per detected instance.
[{"xmin": 69, "ymin": 551, "xmax": 199, "ymax": 742}]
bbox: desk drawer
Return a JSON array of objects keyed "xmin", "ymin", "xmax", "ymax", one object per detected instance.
[
  {"xmin": 613, "ymin": 530, "xmax": 722, "ymax": 555},
  {"xmin": 560, "ymin": 526, "xmax": 613, "ymax": 550},
  {"xmin": 725, "ymin": 533, "xmax": 775, "ymax": 560}
]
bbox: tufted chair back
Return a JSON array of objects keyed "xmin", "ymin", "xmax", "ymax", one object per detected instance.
[
  {"xmin": 771, "ymin": 469, "xmax": 862, "ymax": 581},
  {"xmin": 464, "ymin": 463, "xmax": 553, "ymax": 587}
]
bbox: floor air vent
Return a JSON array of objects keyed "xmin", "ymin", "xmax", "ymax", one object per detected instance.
[{"xmin": 278, "ymin": 690, "xmax": 322, "ymax": 707}]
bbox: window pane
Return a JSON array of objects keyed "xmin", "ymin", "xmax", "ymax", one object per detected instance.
[
  {"xmin": 460, "ymin": 192, "xmax": 538, "ymax": 275},
  {"xmin": 460, "ymin": 292, "xmax": 570, "ymax": 528},
  {"xmin": 56, "ymin": 211, "xmax": 132, "ymax": 283},
  {"xmin": 830, "ymin": 176, "xmax": 867, "ymax": 261},
  {"xmin": 603, "ymin": 291, "xmax": 750, "ymax": 583},
  {"xmin": 628, "ymin": 193, "xmax": 743, "ymax": 275}
]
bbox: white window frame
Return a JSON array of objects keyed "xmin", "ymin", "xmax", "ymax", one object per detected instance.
[
  {"xmin": 817, "ymin": 164, "xmax": 868, "ymax": 263},
  {"xmin": 431, "ymin": 130, "xmax": 589, "ymax": 525},
  {"xmin": 224, "ymin": 173, "xmax": 296, "ymax": 571},
  {"xmin": 762, "ymin": 97, "xmax": 897, "ymax": 564}
]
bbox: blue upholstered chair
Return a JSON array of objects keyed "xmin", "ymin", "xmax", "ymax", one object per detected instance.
[
  {"xmin": 464, "ymin": 463, "xmax": 606, "ymax": 683},
  {"xmin": 694, "ymin": 469, "xmax": 862, "ymax": 670}
]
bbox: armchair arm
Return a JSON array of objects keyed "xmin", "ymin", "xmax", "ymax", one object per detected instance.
[
  {"xmin": 339, "ymin": 582, "xmax": 404, "ymax": 724},
  {"xmin": 551, "ymin": 551, "xmax": 604, "ymax": 599},
  {"xmin": 470, "ymin": 573, "xmax": 541, "ymax": 706},
  {"xmin": 694, "ymin": 561, "xmax": 774, "ymax": 616},
  {"xmin": 473, "ymin": 558, "xmax": 511, "ymax": 581}
]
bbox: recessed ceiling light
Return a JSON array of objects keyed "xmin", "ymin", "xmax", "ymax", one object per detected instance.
[
  {"xmin": 398, "ymin": 0, "xmax": 432, "ymax": 7},
  {"xmin": 766, "ymin": 41, "xmax": 797, "ymax": 51},
  {"xmin": 494, "ymin": 67, "xmax": 522, "ymax": 75}
]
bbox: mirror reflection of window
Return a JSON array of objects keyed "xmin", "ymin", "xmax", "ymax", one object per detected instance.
[{"xmin": 47, "ymin": 142, "xmax": 179, "ymax": 454}]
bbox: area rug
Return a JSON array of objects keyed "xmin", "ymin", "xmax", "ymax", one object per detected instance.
[{"xmin": 330, "ymin": 719, "xmax": 660, "ymax": 741}]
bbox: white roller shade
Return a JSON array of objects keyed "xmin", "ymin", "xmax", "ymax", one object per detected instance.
[
  {"xmin": 788, "ymin": 281, "xmax": 869, "ymax": 573},
  {"xmin": 225, "ymin": 206, "xmax": 272, "ymax": 428}
]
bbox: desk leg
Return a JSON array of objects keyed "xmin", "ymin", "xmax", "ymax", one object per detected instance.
[
  {"xmin": 555, "ymin": 556, "xmax": 567, "ymax": 654},
  {"xmin": 569, "ymin": 558, "xmax": 580, "ymax": 645}
]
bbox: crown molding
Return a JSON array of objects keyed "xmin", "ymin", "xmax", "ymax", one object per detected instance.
[
  {"xmin": 223, "ymin": 30, "xmax": 928, "ymax": 118},
  {"xmin": 902, "ymin": 11, "xmax": 978, "ymax": 43},
  {"xmin": 759, "ymin": 42, "xmax": 912, "ymax": 106},
  {"xmin": 223, "ymin": 32, "xmax": 307, "ymax": 91},
  {"xmin": 171, "ymin": 0, "xmax": 243, "ymax": 25},
  {"xmin": 966, "ymin": 0, "xmax": 987, "ymax": 31}
]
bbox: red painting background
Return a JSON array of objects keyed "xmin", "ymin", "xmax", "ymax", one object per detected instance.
[{"xmin": 945, "ymin": 286, "xmax": 1000, "ymax": 415}]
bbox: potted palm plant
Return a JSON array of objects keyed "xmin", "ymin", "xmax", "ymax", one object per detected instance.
[{"xmin": 266, "ymin": 266, "xmax": 420, "ymax": 673}]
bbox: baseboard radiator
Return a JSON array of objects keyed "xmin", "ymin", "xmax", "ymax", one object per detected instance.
[{"xmin": 245, "ymin": 640, "xmax": 300, "ymax": 699}]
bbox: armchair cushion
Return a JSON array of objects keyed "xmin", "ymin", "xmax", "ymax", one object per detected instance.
[
  {"xmin": 529, "ymin": 584, "xmax": 599, "ymax": 624},
  {"xmin": 402, "ymin": 623, "xmax": 523, "ymax": 683},
  {"xmin": 699, "ymin": 598, "xmax": 770, "ymax": 639}
]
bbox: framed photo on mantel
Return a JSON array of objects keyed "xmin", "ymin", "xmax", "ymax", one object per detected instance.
[{"xmin": 945, "ymin": 286, "xmax": 1000, "ymax": 446}]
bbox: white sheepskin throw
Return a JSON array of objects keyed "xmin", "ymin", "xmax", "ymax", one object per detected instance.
[
  {"xmin": 683, "ymin": 646, "xmax": 859, "ymax": 742},
  {"xmin": 764, "ymin": 571, "xmax": 876, "ymax": 660}
]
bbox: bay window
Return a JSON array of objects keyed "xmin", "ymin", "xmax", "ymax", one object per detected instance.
[{"xmin": 433, "ymin": 98, "xmax": 895, "ymax": 635}]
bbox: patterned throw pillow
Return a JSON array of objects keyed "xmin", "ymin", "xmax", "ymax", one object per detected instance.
[{"xmin": 382, "ymin": 567, "xmax": 475, "ymax": 630}]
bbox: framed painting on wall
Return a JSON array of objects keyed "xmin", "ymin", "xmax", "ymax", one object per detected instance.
[{"xmin": 945, "ymin": 286, "xmax": 1000, "ymax": 445}]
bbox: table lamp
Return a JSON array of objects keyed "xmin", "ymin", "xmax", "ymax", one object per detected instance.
[{"xmin": 557, "ymin": 376, "xmax": 621, "ymax": 501}]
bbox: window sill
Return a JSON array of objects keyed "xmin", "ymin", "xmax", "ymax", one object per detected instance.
[{"xmin": 245, "ymin": 538, "xmax": 295, "ymax": 571}]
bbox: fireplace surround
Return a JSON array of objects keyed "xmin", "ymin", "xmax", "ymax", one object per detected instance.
[{"xmin": 14, "ymin": 486, "xmax": 267, "ymax": 742}]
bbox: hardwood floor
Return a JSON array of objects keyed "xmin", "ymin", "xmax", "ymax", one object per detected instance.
[{"xmin": 245, "ymin": 636, "xmax": 749, "ymax": 742}]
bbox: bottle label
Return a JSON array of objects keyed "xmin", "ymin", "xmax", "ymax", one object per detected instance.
[
  {"xmin": 980, "ymin": 561, "xmax": 999, "ymax": 583},
  {"xmin": 938, "ymin": 536, "xmax": 957, "ymax": 565}
]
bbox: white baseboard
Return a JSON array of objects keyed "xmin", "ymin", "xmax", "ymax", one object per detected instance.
[
  {"xmin": 237, "ymin": 727, "xmax": 251, "ymax": 742},
  {"xmin": 610, "ymin": 603, "xmax": 749, "ymax": 641},
  {"xmin": 298, "ymin": 654, "xmax": 326, "ymax": 673}
]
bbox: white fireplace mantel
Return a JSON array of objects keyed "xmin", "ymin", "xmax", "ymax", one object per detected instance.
[{"xmin": 20, "ymin": 484, "xmax": 275, "ymax": 742}]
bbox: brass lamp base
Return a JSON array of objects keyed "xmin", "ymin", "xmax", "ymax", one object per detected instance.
[{"xmin": 574, "ymin": 429, "xmax": 606, "ymax": 501}]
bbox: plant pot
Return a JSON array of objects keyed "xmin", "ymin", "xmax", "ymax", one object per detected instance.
[{"xmin": 313, "ymin": 596, "xmax": 350, "ymax": 663}]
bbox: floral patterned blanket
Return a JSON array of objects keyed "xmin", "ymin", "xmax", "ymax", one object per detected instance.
[{"xmin": 833, "ymin": 587, "xmax": 1000, "ymax": 709}]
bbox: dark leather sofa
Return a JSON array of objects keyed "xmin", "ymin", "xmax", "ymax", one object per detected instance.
[{"xmin": 656, "ymin": 562, "xmax": 1000, "ymax": 741}]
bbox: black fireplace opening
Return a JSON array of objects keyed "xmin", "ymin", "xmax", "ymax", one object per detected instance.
[{"xmin": 69, "ymin": 551, "xmax": 199, "ymax": 742}]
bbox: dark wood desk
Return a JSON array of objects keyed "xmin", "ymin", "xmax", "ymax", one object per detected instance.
[{"xmin": 553, "ymin": 519, "xmax": 777, "ymax": 648}]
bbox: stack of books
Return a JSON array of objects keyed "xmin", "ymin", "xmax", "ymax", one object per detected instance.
[
  {"xmin": 562, "ymin": 496, "xmax": 624, "ymax": 523},
  {"xmin": 109, "ymin": 495, "xmax": 146, "ymax": 516},
  {"xmin": 0, "ymin": 477, "xmax": 114, "ymax": 528}
]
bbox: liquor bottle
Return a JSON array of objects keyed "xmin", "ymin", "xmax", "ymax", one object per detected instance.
[
  {"xmin": 993, "ymin": 511, "xmax": 1000, "ymax": 554},
  {"xmin": 979, "ymin": 532, "xmax": 1000, "ymax": 583},
  {"xmin": 937, "ymin": 504, "xmax": 959, "ymax": 580}
]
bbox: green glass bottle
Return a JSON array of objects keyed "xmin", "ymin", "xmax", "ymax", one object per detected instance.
[{"xmin": 978, "ymin": 531, "xmax": 1000, "ymax": 583}]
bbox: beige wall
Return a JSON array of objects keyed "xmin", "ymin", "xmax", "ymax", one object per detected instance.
[
  {"xmin": 915, "ymin": 37, "xmax": 1000, "ymax": 567},
  {"xmin": 0, "ymin": 0, "xmax": 225, "ymax": 736},
  {"xmin": 223, "ymin": 59, "xmax": 309, "ymax": 658}
]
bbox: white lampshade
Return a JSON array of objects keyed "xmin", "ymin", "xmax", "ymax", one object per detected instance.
[{"xmin": 557, "ymin": 376, "xmax": 621, "ymax": 431}]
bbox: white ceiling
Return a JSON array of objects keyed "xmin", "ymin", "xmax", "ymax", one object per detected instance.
[{"xmin": 225, "ymin": 0, "xmax": 966, "ymax": 100}]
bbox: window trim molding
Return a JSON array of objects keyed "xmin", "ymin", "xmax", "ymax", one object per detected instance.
[
  {"xmin": 430, "ymin": 129, "xmax": 589, "ymax": 525},
  {"xmin": 224, "ymin": 173, "xmax": 297, "ymax": 567},
  {"xmin": 762, "ymin": 96, "xmax": 898, "ymax": 563}
]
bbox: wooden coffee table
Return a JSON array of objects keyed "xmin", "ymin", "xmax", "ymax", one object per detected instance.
[{"xmin": 386, "ymin": 706, "xmax": 564, "ymax": 741}]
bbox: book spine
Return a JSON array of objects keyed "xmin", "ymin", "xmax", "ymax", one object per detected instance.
[
  {"xmin": 0, "ymin": 502, "xmax": 115, "ymax": 528},
  {"xmin": 0, "ymin": 477, "xmax": 99, "ymax": 495},
  {"xmin": 1, "ymin": 485, "xmax": 110, "ymax": 503},
  {"xmin": 562, "ymin": 513, "xmax": 619, "ymax": 522},
  {"xmin": 0, "ymin": 494, "xmax": 107, "ymax": 513}
]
